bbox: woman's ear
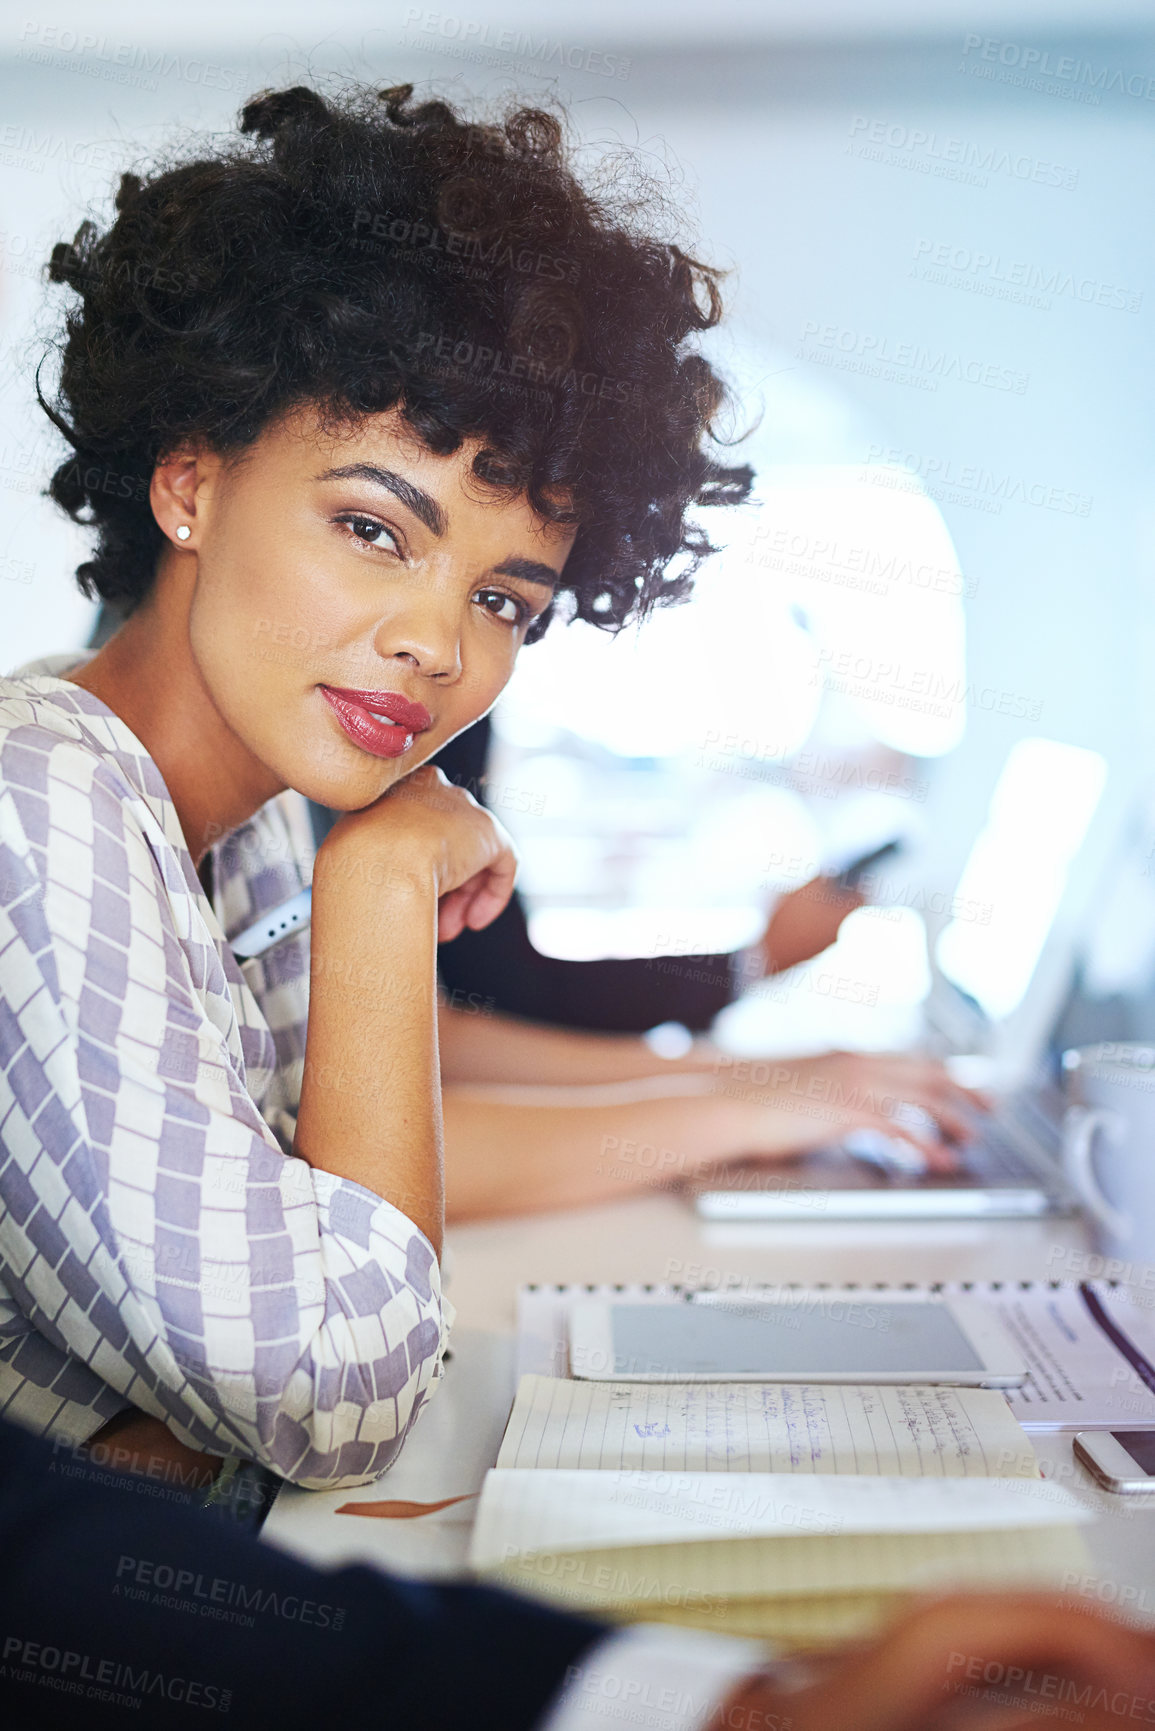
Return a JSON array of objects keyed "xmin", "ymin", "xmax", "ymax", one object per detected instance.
[{"xmin": 150, "ymin": 449, "xmax": 216, "ymax": 551}]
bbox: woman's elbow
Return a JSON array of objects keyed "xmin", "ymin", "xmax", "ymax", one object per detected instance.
[
  {"xmin": 269, "ymin": 1387, "xmax": 438, "ymax": 1490},
  {"xmin": 258, "ymin": 1305, "xmax": 447, "ymax": 1488}
]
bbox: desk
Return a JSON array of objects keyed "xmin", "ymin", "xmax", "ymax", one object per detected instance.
[{"xmin": 262, "ymin": 1193, "xmax": 1155, "ymax": 1625}]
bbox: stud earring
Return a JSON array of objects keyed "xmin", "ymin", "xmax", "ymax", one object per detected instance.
[{"xmin": 175, "ymin": 524, "xmax": 191, "ymax": 542}]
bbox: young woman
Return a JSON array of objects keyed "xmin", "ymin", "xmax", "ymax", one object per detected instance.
[
  {"xmin": 0, "ymin": 79, "xmax": 755, "ymax": 1490},
  {"xmin": 0, "ymin": 81, "xmax": 972, "ymax": 1491}
]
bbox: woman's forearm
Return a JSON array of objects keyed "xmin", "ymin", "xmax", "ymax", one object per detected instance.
[
  {"xmin": 292, "ymin": 768, "xmax": 520, "ymax": 1257},
  {"xmin": 441, "ymin": 1049, "xmax": 985, "ymax": 1219},
  {"xmin": 438, "ymin": 1001, "xmax": 722, "ymax": 1086},
  {"xmin": 294, "ymin": 862, "xmax": 444, "ymax": 1254},
  {"xmin": 442, "ymin": 1081, "xmax": 752, "ymax": 1219}
]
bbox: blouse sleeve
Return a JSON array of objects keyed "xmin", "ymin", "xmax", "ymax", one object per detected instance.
[{"xmin": 0, "ymin": 742, "xmax": 448, "ymax": 1490}]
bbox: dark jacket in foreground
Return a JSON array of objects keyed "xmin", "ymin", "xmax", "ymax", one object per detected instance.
[{"xmin": 0, "ymin": 1417, "xmax": 603, "ymax": 1731}]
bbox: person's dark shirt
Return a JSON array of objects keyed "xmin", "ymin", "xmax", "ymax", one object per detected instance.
[
  {"xmin": 429, "ymin": 719, "xmax": 736, "ymax": 1033},
  {"xmin": 0, "ymin": 1416, "xmax": 603, "ymax": 1730}
]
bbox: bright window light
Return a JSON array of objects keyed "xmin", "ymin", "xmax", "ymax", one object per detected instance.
[
  {"xmin": 490, "ymin": 463, "xmax": 967, "ymax": 964},
  {"xmin": 728, "ymin": 465, "xmax": 968, "ymax": 758},
  {"xmin": 714, "ymin": 907, "xmax": 932, "ymax": 1058},
  {"xmin": 527, "ymin": 905, "xmax": 765, "ymax": 962},
  {"xmin": 496, "ymin": 465, "xmax": 966, "ymax": 765},
  {"xmin": 835, "ymin": 904, "xmax": 934, "ymax": 1007},
  {"xmin": 494, "ymin": 560, "xmax": 822, "ymax": 763},
  {"xmin": 936, "ymin": 738, "xmax": 1108, "ymax": 1020}
]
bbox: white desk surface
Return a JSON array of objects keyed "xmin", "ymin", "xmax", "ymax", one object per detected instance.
[{"xmin": 261, "ymin": 1195, "xmax": 1155, "ymax": 1623}]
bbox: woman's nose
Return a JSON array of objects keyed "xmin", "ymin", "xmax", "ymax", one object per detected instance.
[{"xmin": 373, "ymin": 591, "xmax": 463, "ymax": 682}]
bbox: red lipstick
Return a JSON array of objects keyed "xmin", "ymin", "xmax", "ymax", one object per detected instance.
[{"xmin": 320, "ymin": 686, "xmax": 433, "ymax": 760}]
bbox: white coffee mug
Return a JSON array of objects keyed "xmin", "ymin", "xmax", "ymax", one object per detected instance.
[{"xmin": 1062, "ymin": 1043, "xmax": 1155, "ymax": 1262}]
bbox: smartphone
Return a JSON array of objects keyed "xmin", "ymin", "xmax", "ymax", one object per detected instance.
[
  {"xmin": 836, "ymin": 839, "xmax": 902, "ymax": 892},
  {"xmin": 568, "ymin": 1294, "xmax": 1027, "ymax": 1387},
  {"xmin": 231, "ymin": 887, "xmax": 313, "ymax": 959},
  {"xmin": 1073, "ymin": 1430, "xmax": 1155, "ymax": 1493}
]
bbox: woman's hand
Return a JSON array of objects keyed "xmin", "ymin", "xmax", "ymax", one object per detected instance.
[
  {"xmin": 715, "ymin": 1594, "xmax": 1155, "ymax": 1730},
  {"xmin": 84, "ymin": 1409, "xmax": 223, "ymax": 1490},
  {"xmin": 704, "ymin": 1050, "xmax": 986, "ymax": 1176},
  {"xmin": 317, "ymin": 764, "xmax": 518, "ymax": 941},
  {"xmin": 759, "ymin": 875, "xmax": 866, "ymax": 976}
]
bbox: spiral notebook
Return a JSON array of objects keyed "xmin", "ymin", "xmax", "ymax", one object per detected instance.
[
  {"xmin": 474, "ymin": 1351, "xmax": 1091, "ymax": 1648},
  {"xmin": 516, "ymin": 1280, "xmax": 1155, "ymax": 1430}
]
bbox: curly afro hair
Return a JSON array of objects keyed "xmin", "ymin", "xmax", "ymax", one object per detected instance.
[{"xmin": 41, "ymin": 81, "xmax": 751, "ymax": 640}]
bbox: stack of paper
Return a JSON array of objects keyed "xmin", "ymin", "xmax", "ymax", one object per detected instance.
[{"xmin": 469, "ymin": 1377, "xmax": 1091, "ymax": 1648}]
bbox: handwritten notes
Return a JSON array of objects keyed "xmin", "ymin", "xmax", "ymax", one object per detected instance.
[
  {"xmin": 477, "ymin": 1377, "xmax": 1086, "ymax": 1649},
  {"xmin": 497, "ymin": 1375, "xmax": 1040, "ymax": 1478}
]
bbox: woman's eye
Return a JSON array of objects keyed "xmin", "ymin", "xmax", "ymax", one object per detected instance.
[
  {"xmin": 475, "ymin": 588, "xmax": 526, "ymax": 626},
  {"xmin": 340, "ymin": 515, "xmax": 402, "ymax": 554}
]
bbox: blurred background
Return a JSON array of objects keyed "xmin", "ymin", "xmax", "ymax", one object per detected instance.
[{"xmin": 4, "ymin": 0, "xmax": 1155, "ymax": 1066}]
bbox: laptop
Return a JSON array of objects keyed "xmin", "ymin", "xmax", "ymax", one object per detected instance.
[
  {"xmin": 696, "ymin": 738, "xmax": 1125, "ymax": 1223},
  {"xmin": 694, "ymin": 1068, "xmax": 1075, "ymax": 1221}
]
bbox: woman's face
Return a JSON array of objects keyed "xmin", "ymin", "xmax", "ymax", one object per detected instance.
[{"xmin": 179, "ymin": 404, "xmax": 576, "ymax": 809}]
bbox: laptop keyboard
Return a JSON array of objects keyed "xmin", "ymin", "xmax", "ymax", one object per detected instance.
[
  {"xmin": 954, "ymin": 1092, "xmax": 1061, "ymax": 1186},
  {"xmin": 959, "ymin": 1120, "xmax": 1043, "ymax": 1184}
]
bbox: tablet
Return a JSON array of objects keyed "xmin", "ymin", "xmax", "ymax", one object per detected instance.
[{"xmin": 567, "ymin": 1294, "xmax": 1027, "ymax": 1387}]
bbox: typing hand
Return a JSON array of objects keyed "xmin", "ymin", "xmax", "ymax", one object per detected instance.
[
  {"xmin": 711, "ymin": 1052, "xmax": 984, "ymax": 1175},
  {"xmin": 713, "ymin": 1594, "xmax": 1155, "ymax": 1731},
  {"xmin": 843, "ymin": 1127, "xmax": 932, "ymax": 1177},
  {"xmin": 845, "ymin": 1098, "xmax": 975, "ymax": 1177}
]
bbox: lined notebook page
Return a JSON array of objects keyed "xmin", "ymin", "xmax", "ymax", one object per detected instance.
[
  {"xmin": 494, "ymin": 1523, "xmax": 1089, "ymax": 1608},
  {"xmin": 497, "ymin": 1375, "xmax": 1038, "ymax": 1478},
  {"xmin": 470, "ymin": 1468, "xmax": 1085, "ymax": 1568},
  {"xmin": 614, "ymin": 1588, "xmax": 907, "ymax": 1648}
]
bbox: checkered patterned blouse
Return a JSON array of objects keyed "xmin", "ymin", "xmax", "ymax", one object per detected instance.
[{"xmin": 0, "ymin": 670, "xmax": 449, "ymax": 1489}]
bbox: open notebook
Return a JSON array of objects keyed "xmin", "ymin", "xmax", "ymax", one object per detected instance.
[{"xmin": 469, "ymin": 1375, "xmax": 1091, "ymax": 1649}]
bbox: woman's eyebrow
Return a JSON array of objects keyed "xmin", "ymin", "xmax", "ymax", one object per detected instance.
[
  {"xmin": 315, "ymin": 467, "xmax": 559, "ymax": 588},
  {"xmin": 313, "ymin": 463, "xmax": 448, "ymax": 537},
  {"xmin": 493, "ymin": 556, "xmax": 560, "ymax": 591}
]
